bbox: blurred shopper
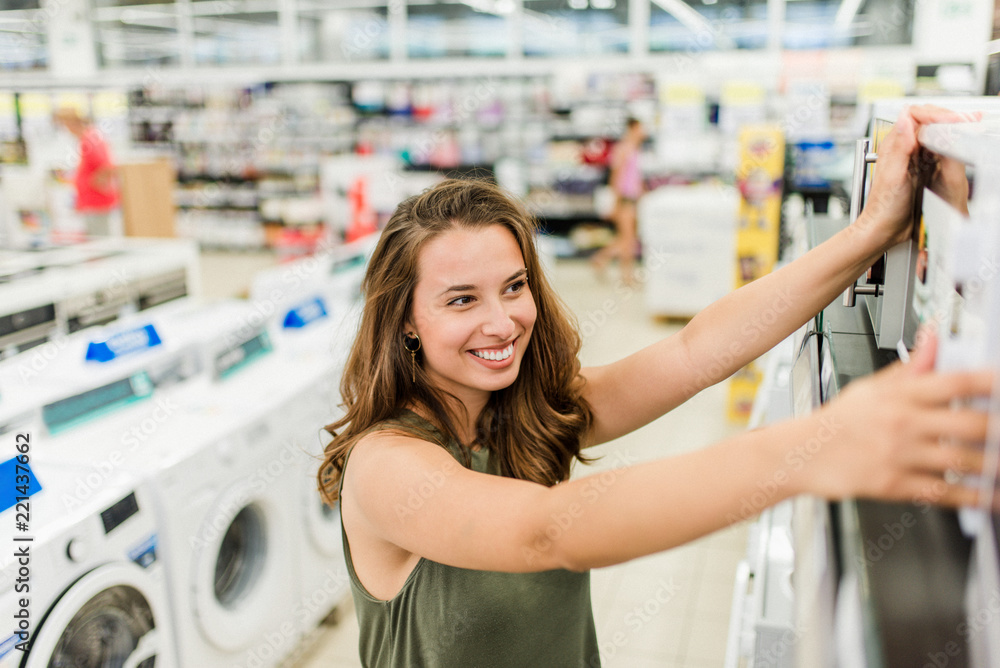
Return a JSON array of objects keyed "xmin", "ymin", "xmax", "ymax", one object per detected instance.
[
  {"xmin": 318, "ymin": 107, "xmax": 989, "ymax": 667},
  {"xmin": 591, "ymin": 116, "xmax": 644, "ymax": 285},
  {"xmin": 53, "ymin": 108, "xmax": 120, "ymax": 237}
]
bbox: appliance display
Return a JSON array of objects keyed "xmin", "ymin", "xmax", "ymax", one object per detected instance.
[
  {"xmin": 842, "ymin": 97, "xmax": 1000, "ymax": 351},
  {"xmin": 0, "ymin": 239, "xmax": 200, "ymax": 359},
  {"xmin": 129, "ymin": 345, "xmax": 334, "ymax": 668},
  {"xmin": 788, "ymin": 330, "xmax": 839, "ymax": 668},
  {"xmin": 281, "ymin": 349, "xmax": 351, "ymax": 640},
  {"xmin": 254, "ymin": 240, "xmax": 369, "ymax": 640},
  {"xmin": 0, "ymin": 275, "xmax": 61, "ymax": 357},
  {"xmin": 0, "ymin": 464, "xmax": 177, "ymax": 668},
  {"xmin": 0, "ymin": 297, "xmax": 228, "ymax": 441},
  {"xmin": 911, "ymin": 118, "xmax": 1000, "ymax": 668}
]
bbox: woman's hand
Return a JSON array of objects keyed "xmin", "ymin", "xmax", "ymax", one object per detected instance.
[
  {"xmin": 857, "ymin": 105, "xmax": 980, "ymax": 249},
  {"xmin": 802, "ymin": 328, "xmax": 992, "ymax": 507}
]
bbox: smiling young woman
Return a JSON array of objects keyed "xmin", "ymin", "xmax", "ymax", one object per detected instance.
[{"xmin": 317, "ymin": 106, "xmax": 993, "ymax": 668}]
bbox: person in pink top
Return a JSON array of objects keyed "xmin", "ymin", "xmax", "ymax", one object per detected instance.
[
  {"xmin": 591, "ymin": 117, "xmax": 644, "ymax": 285},
  {"xmin": 54, "ymin": 108, "xmax": 120, "ymax": 237}
]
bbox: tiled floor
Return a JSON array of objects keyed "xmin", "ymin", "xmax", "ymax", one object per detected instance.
[{"xmin": 202, "ymin": 250, "xmax": 749, "ymax": 668}]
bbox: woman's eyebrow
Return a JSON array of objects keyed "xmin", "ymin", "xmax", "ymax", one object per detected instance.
[{"xmin": 439, "ymin": 268, "xmax": 528, "ymax": 296}]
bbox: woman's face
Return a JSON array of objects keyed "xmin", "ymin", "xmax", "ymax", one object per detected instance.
[{"xmin": 407, "ymin": 224, "xmax": 537, "ymax": 408}]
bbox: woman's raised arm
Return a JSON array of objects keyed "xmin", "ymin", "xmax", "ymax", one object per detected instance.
[
  {"xmin": 344, "ymin": 335, "xmax": 989, "ymax": 576},
  {"xmin": 580, "ymin": 104, "xmax": 978, "ymax": 447}
]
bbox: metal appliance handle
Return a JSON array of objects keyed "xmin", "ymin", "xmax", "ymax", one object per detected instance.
[{"xmin": 843, "ymin": 139, "xmax": 880, "ymax": 307}]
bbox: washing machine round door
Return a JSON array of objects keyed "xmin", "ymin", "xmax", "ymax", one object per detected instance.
[
  {"xmin": 304, "ymin": 489, "xmax": 341, "ymax": 557},
  {"xmin": 191, "ymin": 482, "xmax": 294, "ymax": 650},
  {"xmin": 26, "ymin": 563, "xmax": 172, "ymax": 668}
]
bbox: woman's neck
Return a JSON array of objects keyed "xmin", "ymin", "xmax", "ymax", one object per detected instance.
[{"xmin": 407, "ymin": 394, "xmax": 486, "ymax": 449}]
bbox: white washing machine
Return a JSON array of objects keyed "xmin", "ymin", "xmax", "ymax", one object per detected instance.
[
  {"xmin": 137, "ymin": 347, "xmax": 324, "ymax": 668},
  {"xmin": 279, "ymin": 354, "xmax": 351, "ymax": 639},
  {"xmin": 16, "ymin": 329, "xmax": 308, "ymax": 666},
  {"xmin": 0, "ymin": 273, "xmax": 63, "ymax": 359},
  {"xmin": 0, "ymin": 463, "xmax": 176, "ymax": 668},
  {"xmin": 0, "ymin": 297, "xmax": 265, "ymax": 437},
  {"xmin": 257, "ymin": 250, "xmax": 367, "ymax": 638},
  {"xmin": 0, "ymin": 238, "xmax": 200, "ymax": 358}
]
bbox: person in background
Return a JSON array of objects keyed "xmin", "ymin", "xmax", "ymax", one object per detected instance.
[
  {"xmin": 591, "ymin": 116, "xmax": 644, "ymax": 285},
  {"xmin": 53, "ymin": 107, "xmax": 120, "ymax": 237},
  {"xmin": 318, "ymin": 106, "xmax": 989, "ymax": 667}
]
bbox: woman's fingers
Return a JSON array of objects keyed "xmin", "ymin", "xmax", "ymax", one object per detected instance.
[
  {"xmin": 895, "ymin": 474, "xmax": 981, "ymax": 509},
  {"xmin": 920, "ymin": 408, "xmax": 991, "ymax": 444},
  {"xmin": 900, "ymin": 439, "xmax": 985, "ymax": 476},
  {"xmin": 906, "ymin": 104, "xmax": 982, "ymax": 126},
  {"xmin": 900, "ymin": 369, "xmax": 995, "ymax": 405}
]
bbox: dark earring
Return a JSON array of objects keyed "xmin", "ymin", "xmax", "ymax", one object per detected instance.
[{"xmin": 403, "ymin": 333, "xmax": 421, "ymax": 383}]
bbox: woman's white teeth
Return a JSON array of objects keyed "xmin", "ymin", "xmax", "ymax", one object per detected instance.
[{"xmin": 473, "ymin": 343, "xmax": 513, "ymax": 361}]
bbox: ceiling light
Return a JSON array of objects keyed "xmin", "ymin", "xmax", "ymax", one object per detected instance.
[
  {"xmin": 834, "ymin": 0, "xmax": 864, "ymax": 29},
  {"xmin": 568, "ymin": 0, "xmax": 588, "ymax": 9}
]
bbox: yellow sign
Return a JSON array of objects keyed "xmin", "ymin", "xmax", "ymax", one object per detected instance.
[
  {"xmin": 92, "ymin": 91, "xmax": 129, "ymax": 119},
  {"xmin": 858, "ymin": 79, "xmax": 905, "ymax": 105},
  {"xmin": 729, "ymin": 124, "xmax": 786, "ymax": 422},
  {"xmin": 663, "ymin": 83, "xmax": 706, "ymax": 106},
  {"xmin": 18, "ymin": 93, "xmax": 52, "ymax": 119},
  {"xmin": 54, "ymin": 92, "xmax": 90, "ymax": 117},
  {"xmin": 721, "ymin": 81, "xmax": 765, "ymax": 107}
]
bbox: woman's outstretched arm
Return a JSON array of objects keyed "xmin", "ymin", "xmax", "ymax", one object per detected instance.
[
  {"xmin": 580, "ymin": 104, "xmax": 978, "ymax": 447},
  {"xmin": 343, "ymin": 338, "xmax": 990, "ymax": 575}
]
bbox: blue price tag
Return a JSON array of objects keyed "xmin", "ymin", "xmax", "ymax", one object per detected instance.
[
  {"xmin": 86, "ymin": 324, "xmax": 163, "ymax": 363},
  {"xmin": 283, "ymin": 297, "xmax": 328, "ymax": 329},
  {"xmin": 0, "ymin": 456, "xmax": 42, "ymax": 514}
]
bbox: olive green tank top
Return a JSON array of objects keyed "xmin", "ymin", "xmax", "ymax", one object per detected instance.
[{"xmin": 339, "ymin": 410, "xmax": 600, "ymax": 667}]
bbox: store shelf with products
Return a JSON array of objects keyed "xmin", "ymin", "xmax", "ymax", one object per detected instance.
[{"xmin": 122, "ymin": 73, "xmax": 664, "ymax": 250}]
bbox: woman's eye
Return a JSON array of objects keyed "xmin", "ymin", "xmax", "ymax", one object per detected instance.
[
  {"xmin": 506, "ymin": 279, "xmax": 527, "ymax": 294},
  {"xmin": 448, "ymin": 295, "xmax": 474, "ymax": 306}
]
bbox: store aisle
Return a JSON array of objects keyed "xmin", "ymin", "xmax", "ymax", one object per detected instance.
[{"xmin": 266, "ymin": 255, "xmax": 750, "ymax": 668}]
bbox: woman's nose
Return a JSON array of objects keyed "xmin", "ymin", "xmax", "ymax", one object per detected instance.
[{"xmin": 481, "ymin": 300, "xmax": 516, "ymax": 339}]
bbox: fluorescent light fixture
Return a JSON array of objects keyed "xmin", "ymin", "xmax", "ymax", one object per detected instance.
[
  {"xmin": 834, "ymin": 0, "xmax": 864, "ymax": 30},
  {"xmin": 568, "ymin": 0, "xmax": 588, "ymax": 8},
  {"xmin": 651, "ymin": 0, "xmax": 736, "ymax": 49},
  {"xmin": 460, "ymin": 0, "xmax": 516, "ymax": 15},
  {"xmin": 591, "ymin": 0, "xmax": 616, "ymax": 8}
]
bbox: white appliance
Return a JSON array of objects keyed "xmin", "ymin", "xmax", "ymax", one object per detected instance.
[
  {"xmin": 250, "ymin": 233, "xmax": 376, "ymax": 353},
  {"xmin": 0, "ymin": 463, "xmax": 176, "ymax": 667},
  {"xmin": 0, "ymin": 239, "xmax": 200, "ymax": 359},
  {"xmin": 0, "ymin": 299, "xmax": 303, "ymax": 666},
  {"xmin": 137, "ymin": 345, "xmax": 324, "ymax": 668},
  {"xmin": 913, "ymin": 118, "xmax": 1000, "ymax": 668},
  {"xmin": 20, "ymin": 329, "xmax": 307, "ymax": 667},
  {"xmin": 282, "ymin": 350, "xmax": 352, "ymax": 639},
  {"xmin": 0, "ymin": 297, "xmax": 211, "ymax": 442},
  {"xmin": 0, "ymin": 274, "xmax": 62, "ymax": 358},
  {"xmin": 639, "ymin": 184, "xmax": 738, "ymax": 318},
  {"xmin": 254, "ymin": 241, "xmax": 369, "ymax": 637}
]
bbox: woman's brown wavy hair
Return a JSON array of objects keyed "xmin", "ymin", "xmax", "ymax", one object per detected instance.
[{"xmin": 318, "ymin": 178, "xmax": 594, "ymax": 505}]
